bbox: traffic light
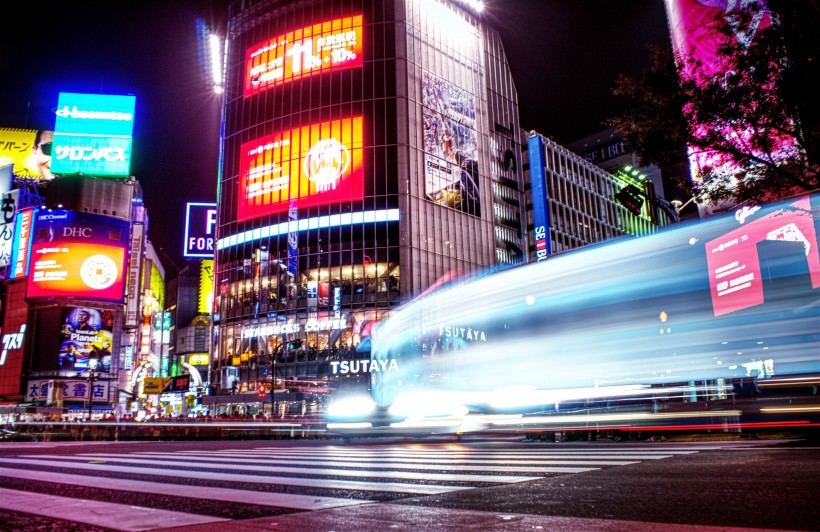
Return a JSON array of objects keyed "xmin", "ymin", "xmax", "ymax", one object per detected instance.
[
  {"xmin": 615, "ymin": 185, "xmax": 644, "ymax": 215},
  {"xmin": 287, "ymin": 339, "xmax": 303, "ymax": 350},
  {"xmin": 258, "ymin": 384, "xmax": 267, "ymax": 398}
]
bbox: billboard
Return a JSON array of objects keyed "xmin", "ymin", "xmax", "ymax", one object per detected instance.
[
  {"xmin": 26, "ymin": 211, "xmax": 129, "ymax": 302},
  {"xmin": 706, "ymin": 195, "xmax": 820, "ymax": 316},
  {"xmin": 238, "ymin": 116, "xmax": 363, "ymax": 221},
  {"xmin": 9, "ymin": 207, "xmax": 36, "ymax": 279},
  {"xmin": 0, "ymin": 128, "xmax": 55, "ymax": 180},
  {"xmin": 51, "ymin": 93, "xmax": 136, "ymax": 177},
  {"xmin": 184, "ymin": 202, "xmax": 217, "ymax": 257},
  {"xmin": 245, "ymin": 15, "xmax": 363, "ymax": 98},
  {"xmin": 58, "ymin": 306, "xmax": 115, "ymax": 372},
  {"xmin": 422, "ymin": 72, "xmax": 480, "ymax": 215},
  {"xmin": 26, "ymin": 378, "xmax": 111, "ymax": 404},
  {"xmin": 0, "ymin": 189, "xmax": 19, "ymax": 269},
  {"xmin": 199, "ymin": 259, "xmax": 214, "ymax": 314}
]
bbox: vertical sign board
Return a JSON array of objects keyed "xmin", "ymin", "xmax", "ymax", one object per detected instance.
[
  {"xmin": 184, "ymin": 202, "xmax": 217, "ymax": 258},
  {"xmin": 198, "ymin": 259, "xmax": 214, "ymax": 314},
  {"xmin": 527, "ymin": 135, "xmax": 551, "ymax": 262},
  {"xmin": 9, "ymin": 207, "xmax": 36, "ymax": 279},
  {"xmin": 51, "ymin": 93, "xmax": 136, "ymax": 177},
  {"xmin": 0, "ymin": 189, "xmax": 19, "ymax": 269},
  {"xmin": 125, "ymin": 223, "xmax": 145, "ymax": 328}
]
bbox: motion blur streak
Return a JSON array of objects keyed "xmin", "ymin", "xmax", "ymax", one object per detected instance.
[{"xmin": 348, "ymin": 193, "xmax": 820, "ymax": 436}]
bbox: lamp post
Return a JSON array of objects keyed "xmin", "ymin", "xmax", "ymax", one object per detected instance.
[{"xmin": 86, "ymin": 357, "xmax": 99, "ymax": 419}]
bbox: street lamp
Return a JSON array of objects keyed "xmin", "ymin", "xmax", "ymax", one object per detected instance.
[{"xmin": 87, "ymin": 357, "xmax": 99, "ymax": 419}]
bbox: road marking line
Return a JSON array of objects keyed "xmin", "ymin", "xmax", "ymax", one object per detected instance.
[
  {"xmin": 75, "ymin": 453, "xmax": 611, "ymax": 474},
  {"xmin": 0, "ymin": 467, "xmax": 370, "ymax": 510},
  {"xmin": 0, "ymin": 486, "xmax": 227, "ymax": 532},
  {"xmin": 1, "ymin": 457, "xmax": 474, "ymax": 494}
]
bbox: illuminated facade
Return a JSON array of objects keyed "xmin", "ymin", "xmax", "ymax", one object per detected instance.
[
  {"xmin": 524, "ymin": 131, "xmax": 669, "ymax": 260},
  {"xmin": 213, "ymin": 0, "xmax": 526, "ymax": 402}
]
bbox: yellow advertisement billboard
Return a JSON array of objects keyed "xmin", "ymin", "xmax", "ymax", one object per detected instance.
[
  {"xmin": 199, "ymin": 259, "xmax": 214, "ymax": 314},
  {"xmin": 143, "ymin": 377, "xmax": 170, "ymax": 394},
  {"xmin": 0, "ymin": 128, "xmax": 55, "ymax": 179}
]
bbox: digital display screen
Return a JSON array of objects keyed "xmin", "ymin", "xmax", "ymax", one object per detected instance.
[
  {"xmin": 58, "ymin": 306, "xmax": 115, "ymax": 372},
  {"xmin": 238, "ymin": 116, "xmax": 363, "ymax": 221},
  {"xmin": 245, "ymin": 15, "xmax": 363, "ymax": 97},
  {"xmin": 51, "ymin": 92, "xmax": 136, "ymax": 177},
  {"xmin": 706, "ymin": 196, "xmax": 820, "ymax": 316},
  {"xmin": 25, "ymin": 211, "xmax": 128, "ymax": 302}
]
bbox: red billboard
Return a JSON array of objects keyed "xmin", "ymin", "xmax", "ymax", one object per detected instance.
[
  {"xmin": 238, "ymin": 116, "xmax": 364, "ymax": 221},
  {"xmin": 26, "ymin": 211, "xmax": 129, "ymax": 303},
  {"xmin": 245, "ymin": 15, "xmax": 363, "ymax": 98},
  {"xmin": 706, "ymin": 196, "xmax": 820, "ymax": 316}
]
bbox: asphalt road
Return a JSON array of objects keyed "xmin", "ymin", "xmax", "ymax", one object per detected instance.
[{"xmin": 0, "ymin": 435, "xmax": 817, "ymax": 531}]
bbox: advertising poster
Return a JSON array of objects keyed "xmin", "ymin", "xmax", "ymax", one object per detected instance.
[
  {"xmin": 199, "ymin": 259, "xmax": 214, "ymax": 314},
  {"xmin": 238, "ymin": 116, "xmax": 363, "ymax": 221},
  {"xmin": 58, "ymin": 306, "xmax": 115, "ymax": 372},
  {"xmin": 422, "ymin": 72, "xmax": 480, "ymax": 215},
  {"xmin": 706, "ymin": 196, "xmax": 820, "ymax": 316},
  {"xmin": 245, "ymin": 15, "xmax": 363, "ymax": 97},
  {"xmin": 0, "ymin": 128, "xmax": 55, "ymax": 180},
  {"xmin": 26, "ymin": 211, "xmax": 129, "ymax": 303}
]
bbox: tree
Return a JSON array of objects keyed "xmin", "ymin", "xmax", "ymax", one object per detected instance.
[{"xmin": 607, "ymin": 0, "xmax": 819, "ymax": 208}]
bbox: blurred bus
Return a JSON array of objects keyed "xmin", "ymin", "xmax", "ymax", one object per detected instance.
[{"xmin": 342, "ymin": 192, "xmax": 820, "ymax": 435}]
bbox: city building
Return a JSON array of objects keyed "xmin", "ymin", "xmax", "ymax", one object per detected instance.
[
  {"xmin": 0, "ymin": 93, "xmax": 167, "ymax": 419},
  {"xmin": 523, "ymin": 131, "xmax": 674, "ymax": 261},
  {"xmin": 210, "ymin": 0, "xmax": 528, "ymax": 413}
]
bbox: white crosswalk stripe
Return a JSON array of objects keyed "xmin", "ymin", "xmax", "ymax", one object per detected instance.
[{"xmin": 0, "ymin": 443, "xmax": 706, "ymax": 532}]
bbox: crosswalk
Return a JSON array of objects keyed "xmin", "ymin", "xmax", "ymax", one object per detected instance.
[{"xmin": 0, "ymin": 442, "xmax": 715, "ymax": 531}]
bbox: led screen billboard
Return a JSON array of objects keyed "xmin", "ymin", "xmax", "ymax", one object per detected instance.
[
  {"xmin": 706, "ymin": 195, "xmax": 820, "ymax": 316},
  {"xmin": 26, "ymin": 211, "xmax": 129, "ymax": 302},
  {"xmin": 245, "ymin": 15, "xmax": 363, "ymax": 97},
  {"xmin": 422, "ymin": 72, "xmax": 480, "ymax": 215},
  {"xmin": 51, "ymin": 93, "xmax": 136, "ymax": 177},
  {"xmin": 238, "ymin": 116, "xmax": 363, "ymax": 221},
  {"xmin": 58, "ymin": 306, "xmax": 115, "ymax": 372}
]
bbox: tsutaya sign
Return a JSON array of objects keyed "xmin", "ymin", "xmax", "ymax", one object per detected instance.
[
  {"xmin": 0, "ymin": 325, "xmax": 26, "ymax": 365},
  {"xmin": 330, "ymin": 358, "xmax": 398, "ymax": 375},
  {"xmin": 242, "ymin": 317, "xmax": 348, "ymax": 339}
]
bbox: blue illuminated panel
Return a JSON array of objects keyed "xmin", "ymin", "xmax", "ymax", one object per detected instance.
[
  {"xmin": 51, "ymin": 93, "xmax": 136, "ymax": 177},
  {"xmin": 527, "ymin": 135, "xmax": 551, "ymax": 261}
]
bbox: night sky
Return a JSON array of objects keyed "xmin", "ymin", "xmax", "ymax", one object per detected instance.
[{"xmin": 0, "ymin": 1, "xmax": 671, "ymax": 275}]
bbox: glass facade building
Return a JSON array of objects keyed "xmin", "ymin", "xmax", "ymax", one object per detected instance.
[{"xmin": 212, "ymin": 0, "xmax": 526, "ymax": 400}]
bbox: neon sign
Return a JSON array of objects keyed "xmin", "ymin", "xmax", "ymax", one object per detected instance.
[{"xmin": 245, "ymin": 15, "xmax": 363, "ymax": 97}]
